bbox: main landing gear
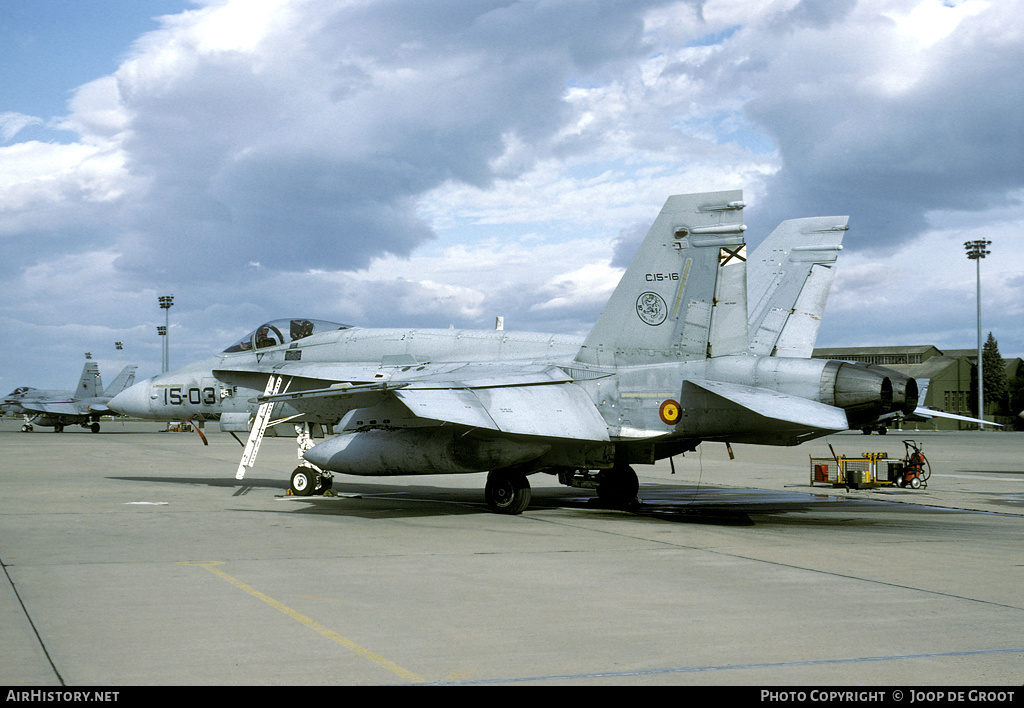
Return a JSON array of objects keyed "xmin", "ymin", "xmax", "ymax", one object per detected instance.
[
  {"xmin": 234, "ymin": 374, "xmax": 645, "ymax": 514},
  {"xmin": 596, "ymin": 466, "xmax": 640, "ymax": 508},
  {"xmin": 20, "ymin": 418, "xmax": 102, "ymax": 433},
  {"xmin": 557, "ymin": 465, "xmax": 641, "ymax": 511},
  {"xmin": 484, "ymin": 463, "xmax": 640, "ymax": 515},
  {"xmin": 485, "ymin": 471, "xmax": 532, "ymax": 514}
]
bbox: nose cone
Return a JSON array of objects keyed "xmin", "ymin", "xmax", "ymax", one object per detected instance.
[{"xmin": 109, "ymin": 380, "xmax": 152, "ymax": 417}]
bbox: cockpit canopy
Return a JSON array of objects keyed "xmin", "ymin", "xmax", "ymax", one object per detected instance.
[{"xmin": 223, "ymin": 318, "xmax": 351, "ymax": 353}]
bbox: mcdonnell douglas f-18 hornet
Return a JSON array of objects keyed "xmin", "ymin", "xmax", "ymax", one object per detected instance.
[
  {"xmin": 110, "ymin": 190, "xmax": 922, "ymax": 513},
  {"xmin": 3, "ymin": 360, "xmax": 138, "ymax": 433}
]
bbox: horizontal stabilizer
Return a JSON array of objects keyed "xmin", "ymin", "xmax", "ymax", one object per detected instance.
[
  {"xmin": 891, "ymin": 380, "xmax": 1002, "ymax": 427},
  {"xmin": 910, "ymin": 407, "xmax": 1002, "ymax": 426},
  {"xmin": 680, "ymin": 379, "xmax": 849, "ymax": 444}
]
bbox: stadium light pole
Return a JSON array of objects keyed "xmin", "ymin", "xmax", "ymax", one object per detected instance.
[
  {"xmin": 157, "ymin": 326, "xmax": 167, "ymax": 373},
  {"xmin": 159, "ymin": 295, "xmax": 174, "ymax": 373},
  {"xmin": 964, "ymin": 240, "xmax": 991, "ymax": 430}
]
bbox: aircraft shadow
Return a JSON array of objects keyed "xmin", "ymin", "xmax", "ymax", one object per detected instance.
[
  {"xmin": 109, "ymin": 475, "xmax": 288, "ymax": 491},
  {"xmin": 108, "ymin": 475, "xmax": 937, "ymax": 525},
  {"xmin": 247, "ymin": 481, "xmax": 911, "ymax": 525}
]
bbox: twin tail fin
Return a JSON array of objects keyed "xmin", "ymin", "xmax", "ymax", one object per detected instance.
[{"xmin": 575, "ymin": 190, "xmax": 747, "ymax": 367}]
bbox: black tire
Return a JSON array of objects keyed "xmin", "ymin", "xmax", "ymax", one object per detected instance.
[
  {"xmin": 290, "ymin": 467, "xmax": 318, "ymax": 496},
  {"xmin": 485, "ymin": 472, "xmax": 531, "ymax": 514},
  {"xmin": 90, "ymin": 422, "xmax": 100, "ymax": 433},
  {"xmin": 597, "ymin": 466, "xmax": 640, "ymax": 508}
]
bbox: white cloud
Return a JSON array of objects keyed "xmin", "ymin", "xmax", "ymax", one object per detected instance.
[
  {"xmin": 0, "ymin": 112, "xmax": 43, "ymax": 142},
  {"xmin": 1, "ymin": 0, "xmax": 1023, "ymax": 389},
  {"xmin": 820, "ymin": 198, "xmax": 1024, "ymax": 355},
  {"xmin": 885, "ymin": 0, "xmax": 991, "ymax": 47},
  {"xmin": 531, "ymin": 262, "xmax": 624, "ymax": 313}
]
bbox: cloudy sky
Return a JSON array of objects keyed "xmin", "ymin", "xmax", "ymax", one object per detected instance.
[{"xmin": 2, "ymin": 0, "xmax": 1022, "ymax": 390}]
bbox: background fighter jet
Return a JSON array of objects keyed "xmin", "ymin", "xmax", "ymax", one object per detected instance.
[
  {"xmin": 110, "ymin": 190, "xmax": 918, "ymax": 513},
  {"xmin": 3, "ymin": 360, "xmax": 138, "ymax": 433},
  {"xmin": 2, "ymin": 360, "xmax": 101, "ymax": 429}
]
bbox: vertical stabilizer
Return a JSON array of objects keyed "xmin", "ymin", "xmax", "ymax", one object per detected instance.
[
  {"xmin": 104, "ymin": 365, "xmax": 139, "ymax": 397},
  {"xmin": 77, "ymin": 362, "xmax": 102, "ymax": 399},
  {"xmin": 575, "ymin": 190, "xmax": 747, "ymax": 367},
  {"xmin": 747, "ymin": 217, "xmax": 847, "ymax": 357}
]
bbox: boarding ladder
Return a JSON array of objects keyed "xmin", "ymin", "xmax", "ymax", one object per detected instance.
[{"xmin": 235, "ymin": 375, "xmax": 290, "ymax": 480}]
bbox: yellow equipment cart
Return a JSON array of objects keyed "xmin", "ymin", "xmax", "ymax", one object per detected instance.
[
  {"xmin": 810, "ymin": 441, "xmax": 931, "ymax": 489},
  {"xmin": 810, "ymin": 452, "xmax": 896, "ymax": 489}
]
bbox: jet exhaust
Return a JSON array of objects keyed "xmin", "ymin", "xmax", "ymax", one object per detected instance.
[{"xmin": 822, "ymin": 360, "xmax": 917, "ymax": 425}]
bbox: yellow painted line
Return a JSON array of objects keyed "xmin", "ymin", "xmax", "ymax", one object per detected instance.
[{"xmin": 181, "ymin": 561, "xmax": 423, "ymax": 683}]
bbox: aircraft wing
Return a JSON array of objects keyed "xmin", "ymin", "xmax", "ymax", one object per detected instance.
[
  {"xmin": 255, "ymin": 381, "xmax": 407, "ymax": 422},
  {"xmin": 23, "ymin": 401, "xmax": 82, "ymax": 417},
  {"xmin": 256, "ymin": 366, "xmax": 610, "ymax": 442},
  {"xmin": 395, "ymin": 383, "xmax": 609, "ymax": 441}
]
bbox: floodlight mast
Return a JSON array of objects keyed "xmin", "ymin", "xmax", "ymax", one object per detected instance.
[
  {"xmin": 157, "ymin": 326, "xmax": 167, "ymax": 373},
  {"xmin": 159, "ymin": 295, "xmax": 174, "ymax": 373},
  {"xmin": 964, "ymin": 240, "xmax": 991, "ymax": 430}
]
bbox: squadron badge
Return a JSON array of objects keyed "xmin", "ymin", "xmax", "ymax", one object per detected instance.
[{"xmin": 635, "ymin": 291, "xmax": 667, "ymax": 326}]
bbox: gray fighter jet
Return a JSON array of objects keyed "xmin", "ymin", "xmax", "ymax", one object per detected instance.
[
  {"xmin": 110, "ymin": 190, "xmax": 918, "ymax": 513},
  {"xmin": 4, "ymin": 360, "xmax": 138, "ymax": 433}
]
